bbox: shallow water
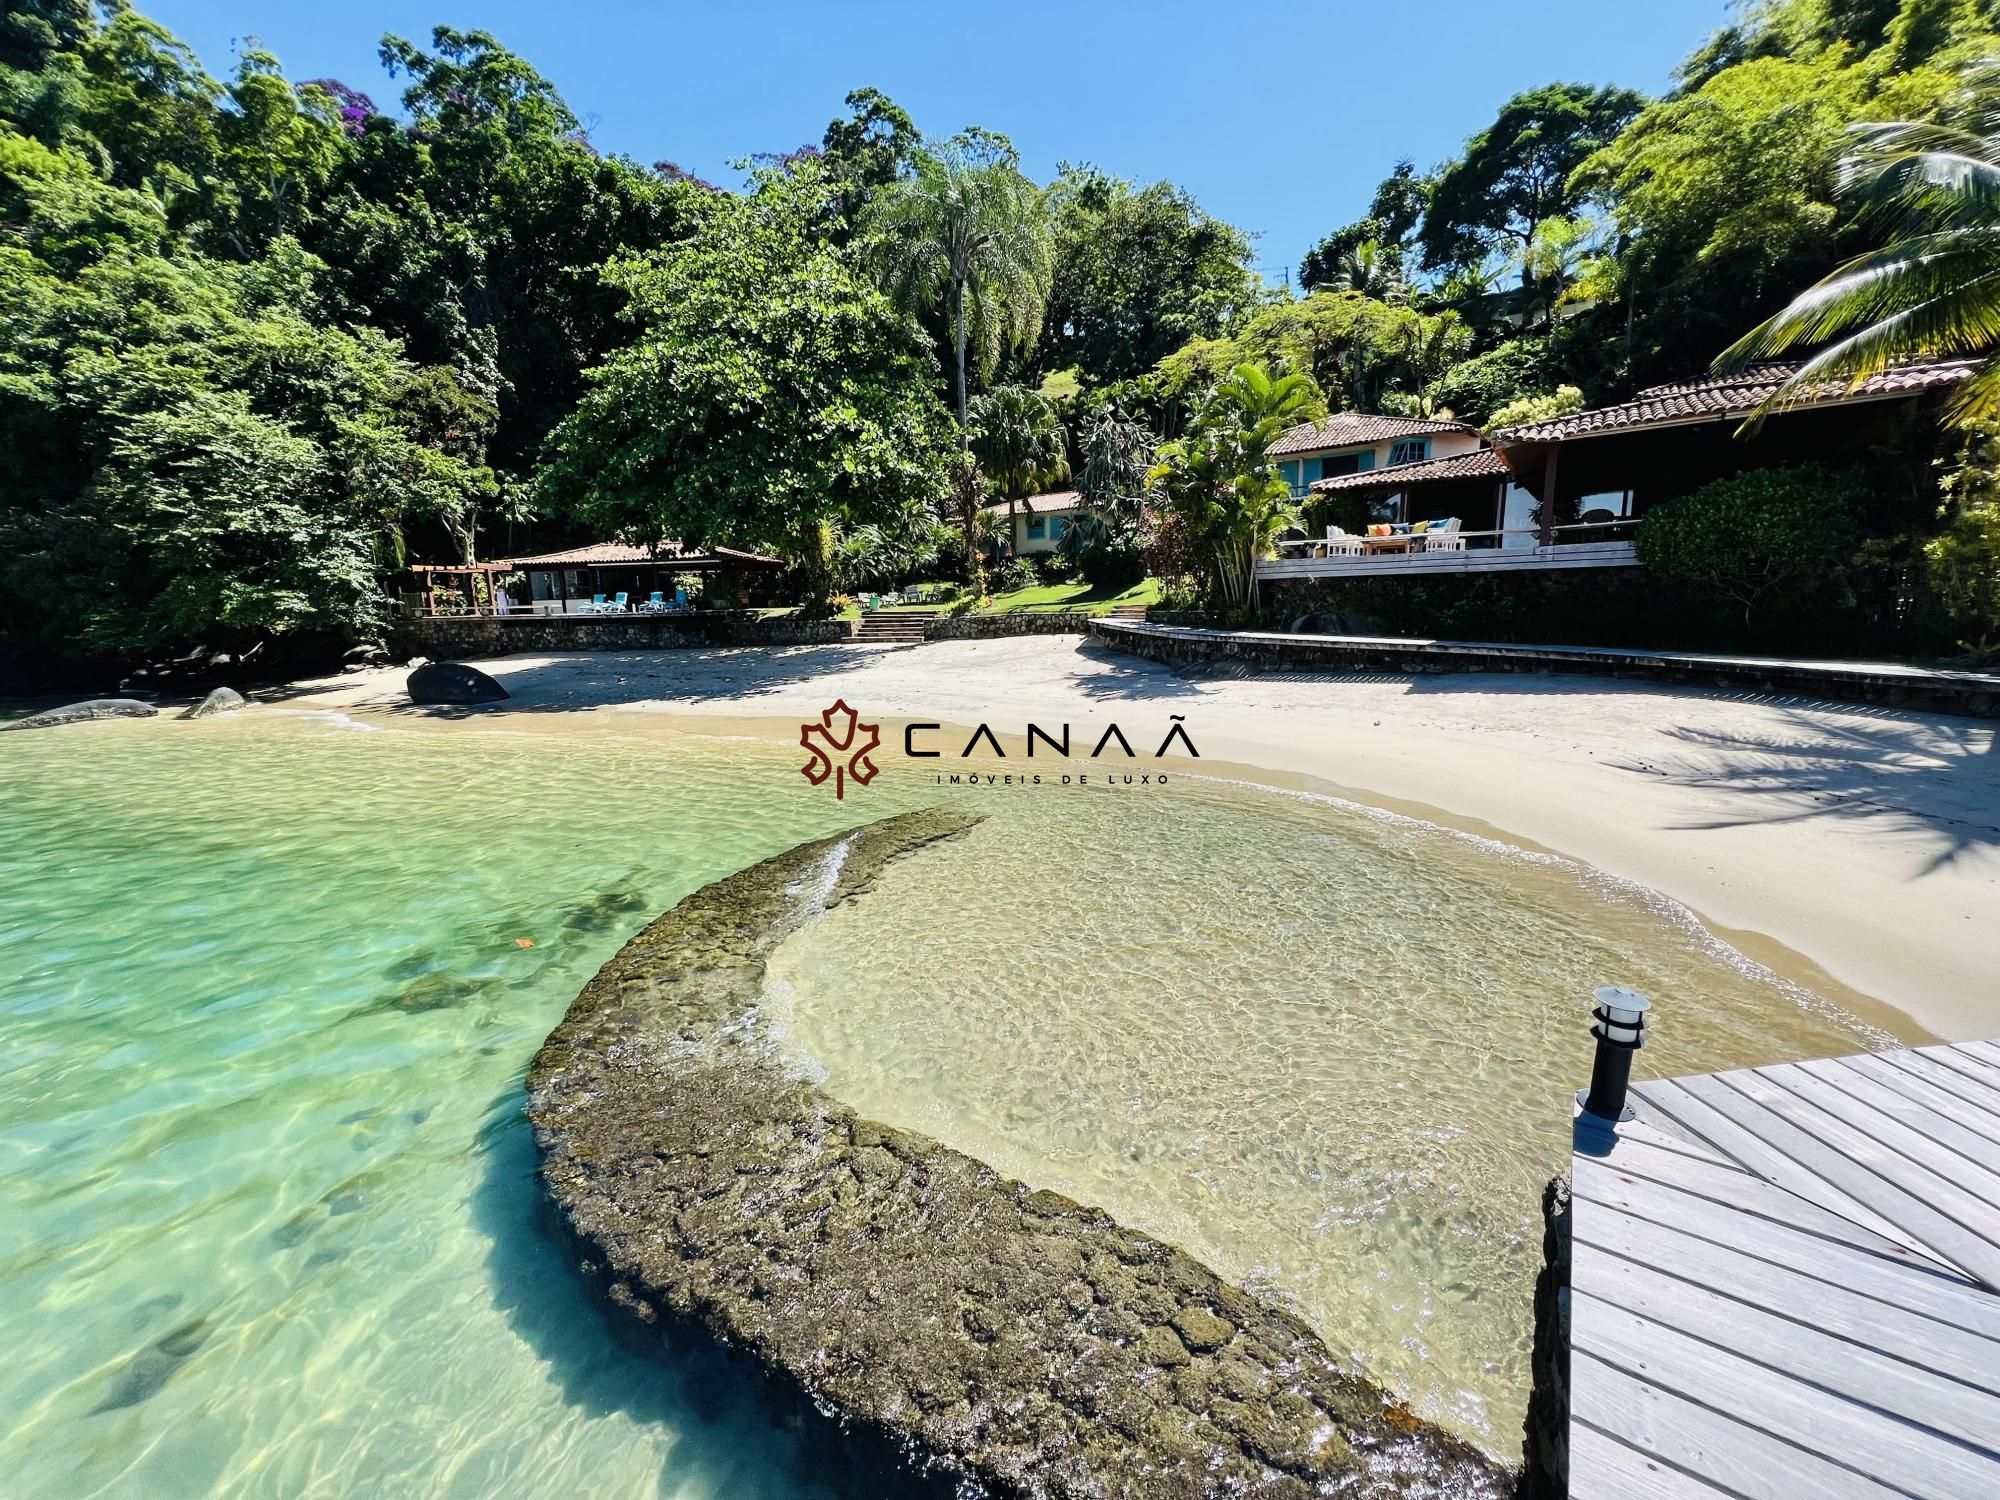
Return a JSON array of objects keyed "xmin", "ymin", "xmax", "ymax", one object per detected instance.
[
  {"xmin": 766, "ymin": 771, "xmax": 1884, "ymax": 1455},
  {"xmin": 0, "ymin": 710, "xmax": 1882, "ymax": 1493}
]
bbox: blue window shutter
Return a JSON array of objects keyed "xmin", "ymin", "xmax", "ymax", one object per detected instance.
[{"xmin": 1356, "ymin": 450, "xmax": 1375, "ymax": 473}]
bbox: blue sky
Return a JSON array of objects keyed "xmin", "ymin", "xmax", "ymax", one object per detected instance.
[{"xmin": 148, "ymin": 0, "xmax": 1729, "ymax": 281}]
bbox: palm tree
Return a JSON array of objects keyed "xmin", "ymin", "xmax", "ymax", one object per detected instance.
[
  {"xmin": 1151, "ymin": 362, "xmax": 1323, "ymax": 612},
  {"xmin": 969, "ymin": 384, "xmax": 1068, "ymax": 553},
  {"xmin": 1719, "ymin": 64, "xmax": 2000, "ymax": 425},
  {"xmin": 1331, "ymin": 238, "xmax": 1410, "ymax": 304},
  {"xmin": 865, "ymin": 134, "xmax": 1054, "ymax": 575}
]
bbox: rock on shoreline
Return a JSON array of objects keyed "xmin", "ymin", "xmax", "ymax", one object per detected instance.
[
  {"xmin": 527, "ymin": 808, "xmax": 1513, "ymax": 1498},
  {"xmin": 3, "ymin": 698, "xmax": 158, "ymax": 731}
]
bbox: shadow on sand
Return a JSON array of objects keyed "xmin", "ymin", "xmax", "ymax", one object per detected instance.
[
  {"xmin": 468, "ymin": 1080, "xmax": 966, "ymax": 1500},
  {"xmin": 305, "ymin": 637, "xmax": 1999, "ymax": 876}
]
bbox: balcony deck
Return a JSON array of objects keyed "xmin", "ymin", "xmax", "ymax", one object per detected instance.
[
  {"xmin": 1261, "ymin": 538, "xmax": 1638, "ymax": 579},
  {"xmin": 1260, "ymin": 522, "xmax": 1641, "ymax": 580}
]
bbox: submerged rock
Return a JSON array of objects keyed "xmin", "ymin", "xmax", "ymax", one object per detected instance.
[
  {"xmin": 528, "ymin": 809, "xmax": 1512, "ymax": 1498},
  {"xmin": 89, "ymin": 1314, "xmax": 214, "ymax": 1413},
  {"xmin": 407, "ymin": 661, "xmax": 507, "ymax": 706},
  {"xmin": 178, "ymin": 686, "xmax": 246, "ymax": 720},
  {"xmin": 4, "ymin": 698, "xmax": 158, "ymax": 732}
]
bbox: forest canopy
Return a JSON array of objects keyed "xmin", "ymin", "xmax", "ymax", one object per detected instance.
[{"xmin": 3, "ymin": 0, "xmax": 1998, "ymax": 669}]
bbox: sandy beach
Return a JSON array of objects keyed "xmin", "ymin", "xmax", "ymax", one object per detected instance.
[{"xmin": 289, "ymin": 634, "xmax": 2000, "ymax": 1042}]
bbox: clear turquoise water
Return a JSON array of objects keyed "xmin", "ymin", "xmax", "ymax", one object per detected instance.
[
  {"xmin": 0, "ymin": 712, "xmax": 933, "ymax": 1500},
  {"xmin": 0, "ymin": 709, "xmax": 1880, "ymax": 1493}
]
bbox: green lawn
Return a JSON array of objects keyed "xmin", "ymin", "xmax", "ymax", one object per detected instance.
[
  {"xmin": 841, "ymin": 575, "xmax": 1160, "ymax": 620},
  {"xmin": 978, "ymin": 577, "xmax": 1160, "ymax": 615}
]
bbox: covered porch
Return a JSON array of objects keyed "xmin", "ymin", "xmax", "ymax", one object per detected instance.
[
  {"xmin": 405, "ymin": 540, "xmax": 785, "ymax": 618},
  {"xmin": 1268, "ymin": 448, "xmax": 1640, "ymax": 579}
]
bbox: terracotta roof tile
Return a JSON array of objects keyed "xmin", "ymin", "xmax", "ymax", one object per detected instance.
[
  {"xmin": 1013, "ymin": 491, "xmax": 1087, "ymax": 514},
  {"xmin": 1270, "ymin": 412, "xmax": 1477, "ymax": 457},
  {"xmin": 1310, "ymin": 448, "xmax": 1509, "ymax": 492},
  {"xmin": 1491, "ymin": 358, "xmax": 1976, "ymax": 444}
]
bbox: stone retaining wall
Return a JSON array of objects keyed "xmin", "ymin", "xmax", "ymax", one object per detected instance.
[
  {"xmin": 1090, "ymin": 620, "xmax": 2000, "ymax": 717},
  {"xmin": 396, "ymin": 611, "xmax": 852, "ymax": 657},
  {"xmin": 924, "ymin": 610, "xmax": 1094, "ymax": 639}
]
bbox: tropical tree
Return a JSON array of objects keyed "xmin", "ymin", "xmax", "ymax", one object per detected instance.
[
  {"xmin": 1078, "ymin": 404, "xmax": 1158, "ymax": 523},
  {"xmin": 1329, "ymin": 238, "xmax": 1410, "ymax": 302},
  {"xmin": 864, "ymin": 130, "xmax": 1053, "ymax": 576},
  {"xmin": 969, "ymin": 383, "xmax": 1067, "ymax": 550},
  {"xmin": 1036, "ymin": 163, "xmax": 1258, "ymax": 384},
  {"xmin": 1300, "ymin": 160, "xmax": 1427, "ymax": 293},
  {"xmin": 1719, "ymin": 61, "xmax": 2000, "ymax": 425},
  {"xmin": 1160, "ymin": 292, "xmax": 1468, "ymax": 414},
  {"xmin": 540, "ymin": 159, "xmax": 953, "ymax": 612},
  {"xmin": 1149, "ymin": 362, "xmax": 1322, "ymax": 613}
]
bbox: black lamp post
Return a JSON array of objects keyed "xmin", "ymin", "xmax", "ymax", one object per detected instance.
[{"xmin": 1578, "ymin": 985, "xmax": 1652, "ymax": 1124}]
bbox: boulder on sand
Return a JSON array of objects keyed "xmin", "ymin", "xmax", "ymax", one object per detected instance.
[
  {"xmin": 178, "ymin": 687, "xmax": 247, "ymax": 720},
  {"xmin": 3, "ymin": 698, "xmax": 159, "ymax": 732},
  {"xmin": 407, "ymin": 661, "xmax": 508, "ymax": 706}
]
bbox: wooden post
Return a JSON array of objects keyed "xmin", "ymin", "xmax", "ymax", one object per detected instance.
[{"xmin": 1539, "ymin": 444, "xmax": 1561, "ymax": 549}]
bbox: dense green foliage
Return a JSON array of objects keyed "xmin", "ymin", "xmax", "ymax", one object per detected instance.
[
  {"xmin": 1151, "ymin": 362, "xmax": 1321, "ymax": 613},
  {"xmin": 8, "ymin": 0, "xmax": 2000, "ymax": 670},
  {"xmin": 540, "ymin": 161, "xmax": 954, "ymax": 606},
  {"xmin": 1720, "ymin": 56, "xmax": 2000, "ymax": 424},
  {"xmin": 1635, "ymin": 464, "xmax": 1864, "ymax": 622},
  {"xmin": 1035, "ymin": 164, "xmax": 1259, "ymax": 385}
]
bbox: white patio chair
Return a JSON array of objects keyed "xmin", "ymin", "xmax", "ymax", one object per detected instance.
[
  {"xmin": 1325, "ymin": 526, "xmax": 1365, "ymax": 557},
  {"xmin": 1418, "ymin": 518, "xmax": 1464, "ymax": 552}
]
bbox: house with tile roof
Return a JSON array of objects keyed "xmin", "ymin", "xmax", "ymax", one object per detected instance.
[
  {"xmin": 995, "ymin": 491, "xmax": 1113, "ymax": 556},
  {"xmin": 1262, "ymin": 357, "xmax": 1973, "ymax": 581},
  {"xmin": 1272, "ymin": 412, "xmax": 1485, "ymax": 500}
]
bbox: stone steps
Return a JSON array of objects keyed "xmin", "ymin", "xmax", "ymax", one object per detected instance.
[{"xmin": 853, "ymin": 610, "xmax": 938, "ymax": 643}]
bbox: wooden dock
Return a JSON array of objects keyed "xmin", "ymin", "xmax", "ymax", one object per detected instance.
[{"xmin": 1570, "ymin": 1040, "xmax": 2000, "ymax": 1498}]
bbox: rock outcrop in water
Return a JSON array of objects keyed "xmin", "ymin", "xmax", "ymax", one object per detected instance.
[
  {"xmin": 179, "ymin": 686, "xmax": 246, "ymax": 719},
  {"xmin": 3, "ymin": 697, "xmax": 158, "ymax": 731},
  {"xmin": 528, "ymin": 809, "xmax": 1512, "ymax": 1498}
]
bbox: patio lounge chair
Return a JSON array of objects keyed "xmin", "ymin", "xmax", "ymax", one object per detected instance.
[
  {"xmin": 1324, "ymin": 526, "xmax": 1365, "ymax": 557},
  {"xmin": 1417, "ymin": 517, "xmax": 1464, "ymax": 552},
  {"xmin": 637, "ymin": 591, "xmax": 666, "ymax": 613},
  {"xmin": 583, "ymin": 592, "xmax": 608, "ymax": 614},
  {"xmin": 610, "ymin": 592, "xmax": 630, "ymax": 611}
]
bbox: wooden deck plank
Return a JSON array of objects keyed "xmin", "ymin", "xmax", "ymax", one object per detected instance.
[
  {"xmin": 1788, "ymin": 1058, "xmax": 2000, "ymax": 1185},
  {"xmin": 1835, "ymin": 1054, "xmax": 2000, "ymax": 1152},
  {"xmin": 1873, "ymin": 1048, "xmax": 2000, "ymax": 1117},
  {"xmin": 1922, "ymin": 1042, "xmax": 2000, "ymax": 1092},
  {"xmin": 1571, "ymin": 1140, "xmax": 1951, "ymax": 1268},
  {"xmin": 1596, "ymin": 1109, "xmax": 1741, "ymax": 1166},
  {"xmin": 1577, "ymin": 1195, "xmax": 2000, "ymax": 1391},
  {"xmin": 1570, "ymin": 1420, "xmax": 1740, "ymax": 1500},
  {"xmin": 1633, "ymin": 1075, "xmax": 1936, "ymax": 1257},
  {"xmin": 1714, "ymin": 1068, "xmax": 2000, "ymax": 1288},
  {"xmin": 1570, "ymin": 1160, "xmax": 1996, "ymax": 1331},
  {"xmin": 1575, "ymin": 1039, "xmax": 2000, "ymax": 1500},
  {"xmin": 1575, "ymin": 1243, "xmax": 2000, "ymax": 1450},
  {"xmin": 1572, "ymin": 1354, "xmax": 1908, "ymax": 1500},
  {"xmin": 1573, "ymin": 1290, "xmax": 2000, "ymax": 1497}
]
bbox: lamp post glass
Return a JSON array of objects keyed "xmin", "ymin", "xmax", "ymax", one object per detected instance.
[{"xmin": 1581, "ymin": 985, "xmax": 1652, "ymax": 1124}]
